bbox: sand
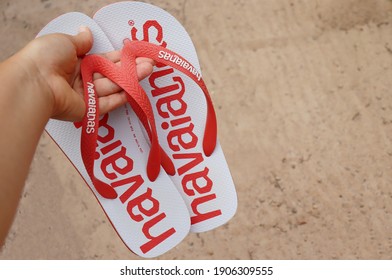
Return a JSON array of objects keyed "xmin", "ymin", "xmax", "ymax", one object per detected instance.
[{"xmin": 0, "ymin": 0, "xmax": 392, "ymax": 259}]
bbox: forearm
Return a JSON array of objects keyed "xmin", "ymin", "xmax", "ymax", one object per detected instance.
[{"xmin": 0, "ymin": 52, "xmax": 52, "ymax": 246}]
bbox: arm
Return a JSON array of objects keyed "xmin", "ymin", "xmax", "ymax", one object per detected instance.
[{"xmin": 0, "ymin": 28, "xmax": 153, "ymax": 246}]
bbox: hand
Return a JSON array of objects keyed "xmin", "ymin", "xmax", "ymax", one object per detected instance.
[{"xmin": 19, "ymin": 27, "xmax": 154, "ymax": 121}]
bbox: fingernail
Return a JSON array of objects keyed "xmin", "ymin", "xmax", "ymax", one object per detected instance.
[{"xmin": 78, "ymin": 26, "xmax": 89, "ymax": 33}]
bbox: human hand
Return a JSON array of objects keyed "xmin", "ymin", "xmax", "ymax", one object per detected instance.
[{"xmin": 18, "ymin": 27, "xmax": 154, "ymax": 121}]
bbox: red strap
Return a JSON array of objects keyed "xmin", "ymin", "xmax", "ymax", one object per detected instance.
[
  {"xmin": 80, "ymin": 61, "xmax": 117, "ymax": 199},
  {"xmin": 123, "ymin": 40, "xmax": 217, "ymax": 157},
  {"xmin": 80, "ymin": 47, "xmax": 172, "ymax": 199}
]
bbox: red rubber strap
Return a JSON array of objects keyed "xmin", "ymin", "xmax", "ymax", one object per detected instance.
[
  {"xmin": 123, "ymin": 40, "xmax": 217, "ymax": 156},
  {"xmin": 80, "ymin": 60, "xmax": 117, "ymax": 199},
  {"xmin": 79, "ymin": 47, "xmax": 172, "ymax": 198}
]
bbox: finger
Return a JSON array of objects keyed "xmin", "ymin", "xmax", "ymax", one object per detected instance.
[
  {"xmin": 70, "ymin": 26, "xmax": 93, "ymax": 56},
  {"xmin": 93, "ymin": 61, "xmax": 154, "ymax": 96},
  {"xmin": 99, "ymin": 91, "xmax": 128, "ymax": 115},
  {"xmin": 136, "ymin": 57, "xmax": 155, "ymax": 65},
  {"xmin": 92, "ymin": 59, "xmax": 154, "ymax": 80},
  {"xmin": 102, "ymin": 51, "xmax": 154, "ymax": 65},
  {"xmin": 136, "ymin": 61, "xmax": 154, "ymax": 80},
  {"xmin": 101, "ymin": 50, "xmax": 121, "ymax": 62},
  {"xmin": 94, "ymin": 77, "xmax": 122, "ymax": 97}
]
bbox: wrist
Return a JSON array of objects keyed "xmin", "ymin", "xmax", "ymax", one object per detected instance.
[{"xmin": 8, "ymin": 46, "xmax": 55, "ymax": 119}]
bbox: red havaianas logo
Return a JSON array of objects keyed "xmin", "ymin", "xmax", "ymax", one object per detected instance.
[{"xmin": 130, "ymin": 20, "xmax": 222, "ymax": 225}]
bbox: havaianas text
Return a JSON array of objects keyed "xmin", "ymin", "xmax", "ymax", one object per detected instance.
[
  {"xmin": 131, "ymin": 20, "xmax": 222, "ymax": 225},
  {"xmin": 95, "ymin": 114, "xmax": 175, "ymax": 254},
  {"xmin": 80, "ymin": 81, "xmax": 175, "ymax": 254}
]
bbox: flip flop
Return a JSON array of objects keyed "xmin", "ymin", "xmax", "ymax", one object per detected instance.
[
  {"xmin": 94, "ymin": 1, "xmax": 238, "ymax": 232},
  {"xmin": 37, "ymin": 12, "xmax": 190, "ymax": 258}
]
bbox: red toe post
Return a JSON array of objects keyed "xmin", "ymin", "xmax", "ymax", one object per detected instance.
[{"xmin": 160, "ymin": 147, "xmax": 176, "ymax": 176}]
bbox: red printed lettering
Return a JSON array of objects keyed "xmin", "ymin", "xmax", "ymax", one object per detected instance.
[
  {"xmin": 190, "ymin": 194, "xmax": 222, "ymax": 224},
  {"xmin": 181, "ymin": 167, "xmax": 213, "ymax": 196},
  {"xmin": 111, "ymin": 175, "xmax": 144, "ymax": 204},
  {"xmin": 173, "ymin": 152, "xmax": 203, "ymax": 176},
  {"xmin": 149, "ymin": 68, "xmax": 176, "ymax": 97},
  {"xmin": 167, "ymin": 123, "xmax": 198, "ymax": 151},
  {"xmin": 126, "ymin": 188, "xmax": 159, "ymax": 222},
  {"xmin": 97, "ymin": 114, "xmax": 115, "ymax": 144},
  {"xmin": 140, "ymin": 213, "xmax": 176, "ymax": 254},
  {"xmin": 131, "ymin": 20, "xmax": 167, "ymax": 47},
  {"xmin": 110, "ymin": 172, "xmax": 175, "ymax": 253},
  {"xmin": 153, "ymin": 77, "xmax": 187, "ymax": 118},
  {"xmin": 100, "ymin": 146, "xmax": 134, "ymax": 180}
]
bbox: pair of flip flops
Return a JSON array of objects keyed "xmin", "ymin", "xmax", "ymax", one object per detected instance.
[{"xmin": 37, "ymin": 1, "xmax": 237, "ymax": 258}]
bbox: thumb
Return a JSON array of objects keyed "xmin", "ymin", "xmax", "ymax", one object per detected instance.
[{"xmin": 71, "ymin": 26, "xmax": 93, "ymax": 56}]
